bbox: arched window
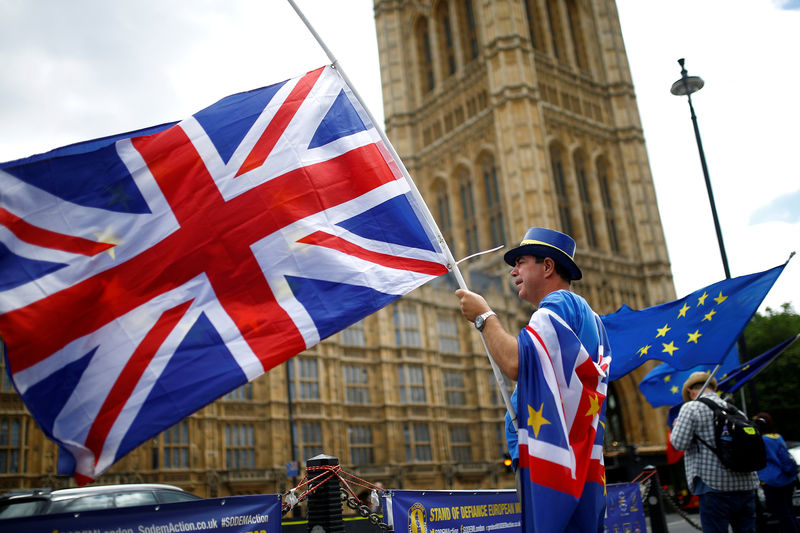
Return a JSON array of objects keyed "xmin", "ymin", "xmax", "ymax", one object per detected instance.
[
  {"xmin": 458, "ymin": 0, "xmax": 479, "ymax": 61},
  {"xmin": 481, "ymin": 154, "xmax": 505, "ymax": 247},
  {"xmin": 549, "ymin": 144, "xmax": 573, "ymax": 236},
  {"xmin": 458, "ymin": 169, "xmax": 479, "ymax": 255},
  {"xmin": 574, "ymin": 151, "xmax": 596, "ymax": 248},
  {"xmin": 565, "ymin": 0, "xmax": 588, "ymax": 71},
  {"xmin": 433, "ymin": 179, "xmax": 455, "ymax": 257},
  {"xmin": 435, "ymin": 1, "xmax": 456, "ymax": 77},
  {"xmin": 597, "ymin": 158, "xmax": 620, "ymax": 253},
  {"xmin": 415, "ymin": 17, "xmax": 435, "ymax": 94}
]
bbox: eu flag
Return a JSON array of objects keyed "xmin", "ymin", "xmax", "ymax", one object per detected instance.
[
  {"xmin": 602, "ymin": 264, "xmax": 785, "ymax": 381},
  {"xmin": 717, "ymin": 335, "xmax": 799, "ymax": 394},
  {"xmin": 638, "ymin": 346, "xmax": 739, "ymax": 408}
]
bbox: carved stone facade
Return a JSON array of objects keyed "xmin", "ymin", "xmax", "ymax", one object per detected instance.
[{"xmin": 0, "ymin": 0, "xmax": 672, "ymax": 497}]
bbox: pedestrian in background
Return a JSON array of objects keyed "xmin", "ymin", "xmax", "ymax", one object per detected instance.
[
  {"xmin": 754, "ymin": 412, "xmax": 799, "ymax": 533},
  {"xmin": 671, "ymin": 371, "xmax": 760, "ymax": 533}
]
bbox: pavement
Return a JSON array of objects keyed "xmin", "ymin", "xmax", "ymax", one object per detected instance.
[{"xmin": 662, "ymin": 511, "xmax": 702, "ymax": 533}]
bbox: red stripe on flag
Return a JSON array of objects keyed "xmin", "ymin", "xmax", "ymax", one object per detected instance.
[
  {"xmin": 0, "ymin": 207, "xmax": 115, "ymax": 257},
  {"xmin": 519, "ymin": 444, "xmax": 583, "ymax": 497},
  {"xmin": 235, "ymin": 67, "xmax": 326, "ymax": 177},
  {"xmin": 83, "ymin": 300, "xmax": 193, "ymax": 467},
  {"xmin": 298, "ymin": 231, "xmax": 447, "ymax": 276}
]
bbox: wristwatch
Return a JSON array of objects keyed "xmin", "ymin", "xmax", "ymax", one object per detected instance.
[{"xmin": 474, "ymin": 310, "xmax": 497, "ymax": 332}]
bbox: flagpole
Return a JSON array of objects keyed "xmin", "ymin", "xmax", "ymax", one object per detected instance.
[{"xmin": 285, "ymin": 0, "xmax": 518, "ymax": 430}]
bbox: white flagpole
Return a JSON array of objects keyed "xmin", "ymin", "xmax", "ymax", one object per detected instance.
[{"xmin": 285, "ymin": 0, "xmax": 518, "ymax": 431}]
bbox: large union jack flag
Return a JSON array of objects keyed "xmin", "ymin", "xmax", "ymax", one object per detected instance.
[
  {"xmin": 517, "ymin": 307, "xmax": 611, "ymax": 532},
  {"xmin": 0, "ymin": 65, "xmax": 449, "ymax": 484}
]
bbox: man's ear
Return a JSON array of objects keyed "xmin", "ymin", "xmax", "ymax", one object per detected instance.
[{"xmin": 543, "ymin": 257, "xmax": 555, "ymax": 278}]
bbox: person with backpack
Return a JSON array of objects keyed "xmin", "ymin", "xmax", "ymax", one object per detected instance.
[
  {"xmin": 753, "ymin": 412, "xmax": 799, "ymax": 533},
  {"xmin": 670, "ymin": 371, "xmax": 760, "ymax": 533}
]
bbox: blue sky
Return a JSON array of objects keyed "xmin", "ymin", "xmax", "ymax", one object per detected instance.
[{"xmin": 1, "ymin": 0, "xmax": 797, "ymax": 313}]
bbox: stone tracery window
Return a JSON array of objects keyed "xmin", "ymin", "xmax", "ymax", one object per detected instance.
[
  {"xmin": 415, "ymin": 16, "xmax": 435, "ymax": 94},
  {"xmin": 435, "ymin": 1, "xmax": 456, "ymax": 77},
  {"xmin": 481, "ymin": 154, "xmax": 505, "ymax": 248},
  {"xmin": 458, "ymin": 169, "xmax": 479, "ymax": 255},
  {"xmin": 433, "ymin": 179, "xmax": 455, "ymax": 257},
  {"xmin": 598, "ymin": 158, "xmax": 621, "ymax": 253},
  {"xmin": 458, "ymin": 0, "xmax": 479, "ymax": 61},
  {"xmin": 574, "ymin": 151, "xmax": 597, "ymax": 248},
  {"xmin": 550, "ymin": 144, "xmax": 573, "ymax": 236}
]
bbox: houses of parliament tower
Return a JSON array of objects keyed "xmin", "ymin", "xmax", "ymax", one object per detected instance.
[{"xmin": 0, "ymin": 0, "xmax": 676, "ymax": 498}]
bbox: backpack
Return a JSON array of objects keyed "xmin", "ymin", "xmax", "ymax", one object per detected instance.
[{"xmin": 695, "ymin": 397, "xmax": 767, "ymax": 472}]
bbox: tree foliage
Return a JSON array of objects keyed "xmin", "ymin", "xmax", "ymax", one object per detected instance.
[{"xmin": 741, "ymin": 303, "xmax": 800, "ymax": 442}]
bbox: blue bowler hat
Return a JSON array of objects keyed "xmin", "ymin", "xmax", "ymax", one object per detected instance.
[{"xmin": 503, "ymin": 227, "xmax": 582, "ymax": 280}]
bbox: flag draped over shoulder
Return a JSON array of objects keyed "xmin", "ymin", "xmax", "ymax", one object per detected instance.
[
  {"xmin": 602, "ymin": 264, "xmax": 785, "ymax": 382},
  {"xmin": 0, "ymin": 66, "xmax": 449, "ymax": 484},
  {"xmin": 638, "ymin": 346, "xmax": 739, "ymax": 408},
  {"xmin": 517, "ymin": 309, "xmax": 611, "ymax": 533}
]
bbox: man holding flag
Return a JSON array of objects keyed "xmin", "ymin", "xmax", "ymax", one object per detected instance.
[{"xmin": 456, "ymin": 227, "xmax": 611, "ymax": 532}]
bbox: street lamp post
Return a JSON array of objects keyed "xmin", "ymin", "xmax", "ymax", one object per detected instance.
[
  {"xmin": 670, "ymin": 58, "xmax": 731, "ymax": 279},
  {"xmin": 670, "ymin": 58, "xmax": 757, "ymax": 412}
]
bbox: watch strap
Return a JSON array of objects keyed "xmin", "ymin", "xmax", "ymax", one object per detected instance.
[{"xmin": 475, "ymin": 310, "xmax": 497, "ymax": 331}]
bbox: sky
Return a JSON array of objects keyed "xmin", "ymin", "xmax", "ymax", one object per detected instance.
[{"xmin": 1, "ymin": 0, "xmax": 798, "ymax": 314}]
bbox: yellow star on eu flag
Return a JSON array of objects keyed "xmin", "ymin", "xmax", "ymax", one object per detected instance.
[
  {"xmin": 714, "ymin": 292, "xmax": 728, "ymax": 305},
  {"xmin": 656, "ymin": 324, "xmax": 671, "ymax": 337},
  {"xmin": 638, "ymin": 344, "xmax": 652, "ymax": 357},
  {"xmin": 687, "ymin": 330, "xmax": 702, "ymax": 344},
  {"xmin": 677, "ymin": 303, "xmax": 690, "ymax": 318},
  {"xmin": 697, "ymin": 292, "xmax": 708, "ymax": 306},
  {"xmin": 662, "ymin": 341, "xmax": 678, "ymax": 356},
  {"xmin": 702, "ymin": 309, "xmax": 717, "ymax": 322}
]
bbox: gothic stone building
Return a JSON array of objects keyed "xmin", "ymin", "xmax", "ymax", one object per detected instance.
[{"xmin": 0, "ymin": 0, "xmax": 674, "ymax": 498}]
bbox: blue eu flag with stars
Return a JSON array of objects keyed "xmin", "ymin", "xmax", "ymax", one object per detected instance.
[
  {"xmin": 602, "ymin": 264, "xmax": 785, "ymax": 381},
  {"xmin": 638, "ymin": 346, "xmax": 739, "ymax": 408}
]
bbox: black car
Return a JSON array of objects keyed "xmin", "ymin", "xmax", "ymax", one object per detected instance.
[{"xmin": 0, "ymin": 483, "xmax": 200, "ymax": 519}]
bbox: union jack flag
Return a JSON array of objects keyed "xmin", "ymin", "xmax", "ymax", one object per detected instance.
[
  {"xmin": 517, "ymin": 307, "xmax": 611, "ymax": 533},
  {"xmin": 0, "ymin": 65, "xmax": 449, "ymax": 484}
]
